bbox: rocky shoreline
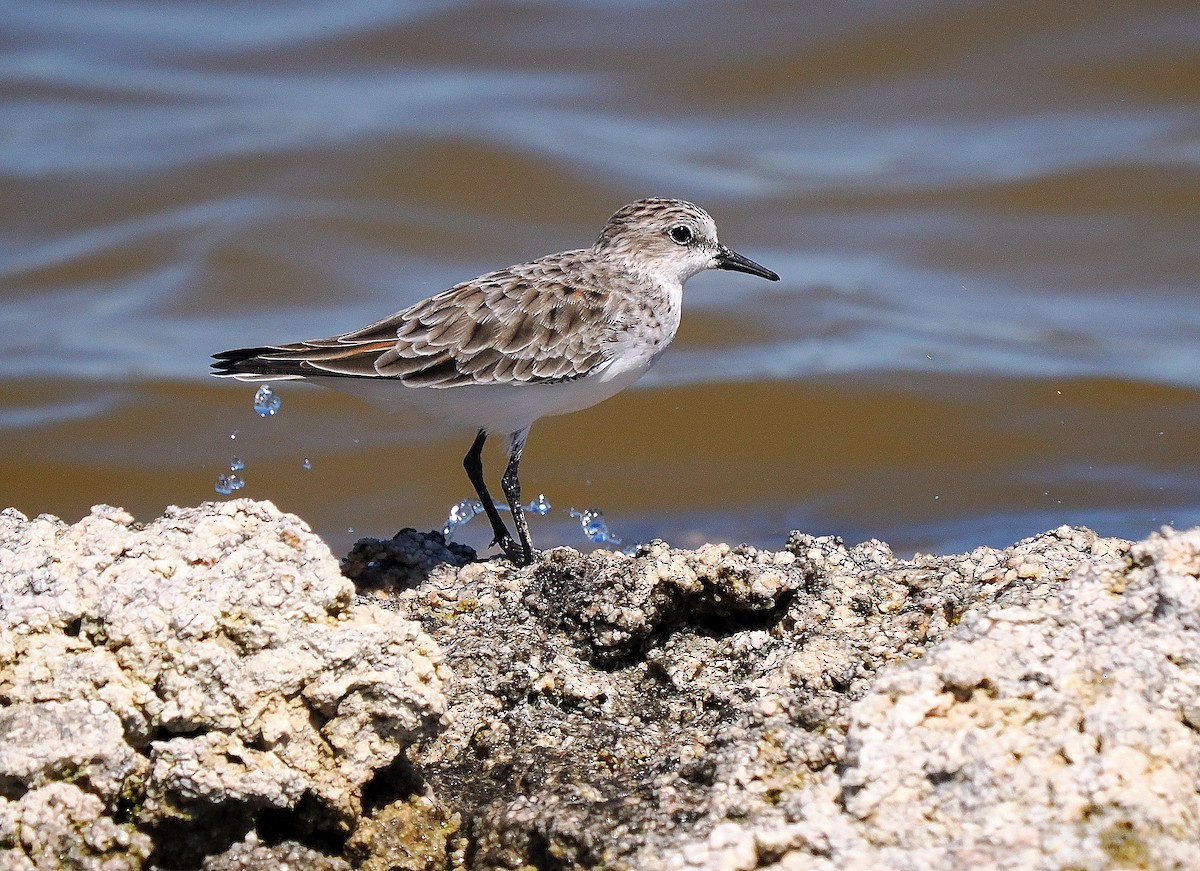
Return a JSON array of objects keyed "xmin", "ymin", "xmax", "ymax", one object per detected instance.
[{"xmin": 2, "ymin": 500, "xmax": 1198, "ymax": 869}]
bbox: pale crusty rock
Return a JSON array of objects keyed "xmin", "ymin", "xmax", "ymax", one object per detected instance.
[
  {"xmin": 200, "ymin": 833, "xmax": 351, "ymax": 870},
  {"xmin": 653, "ymin": 526, "xmax": 1200, "ymax": 871},
  {"xmin": 0, "ymin": 782, "xmax": 153, "ymax": 870},
  {"xmin": 0, "ymin": 500, "xmax": 448, "ymax": 867},
  {"xmin": 0, "ymin": 700, "xmax": 146, "ymax": 802}
]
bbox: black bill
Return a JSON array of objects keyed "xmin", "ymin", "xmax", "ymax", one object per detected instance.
[{"xmin": 715, "ymin": 245, "xmax": 779, "ymax": 281}]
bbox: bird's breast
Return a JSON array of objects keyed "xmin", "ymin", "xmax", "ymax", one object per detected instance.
[{"xmin": 603, "ymin": 284, "xmax": 683, "ymax": 372}]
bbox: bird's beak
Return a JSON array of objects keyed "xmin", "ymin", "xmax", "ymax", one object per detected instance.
[{"xmin": 715, "ymin": 245, "xmax": 779, "ymax": 281}]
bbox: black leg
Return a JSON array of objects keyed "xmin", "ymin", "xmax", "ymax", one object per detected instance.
[
  {"xmin": 501, "ymin": 428, "xmax": 534, "ymax": 566},
  {"xmin": 463, "ymin": 429, "xmax": 522, "ymax": 562}
]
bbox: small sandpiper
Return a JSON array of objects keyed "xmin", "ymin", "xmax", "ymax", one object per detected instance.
[{"xmin": 213, "ymin": 198, "xmax": 779, "ymax": 565}]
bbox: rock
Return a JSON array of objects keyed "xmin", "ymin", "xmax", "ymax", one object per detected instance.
[
  {"xmin": 0, "ymin": 501, "xmax": 448, "ymax": 868},
  {"xmin": 0, "ymin": 699, "xmax": 146, "ymax": 802},
  {"xmin": 356, "ymin": 524, "xmax": 1169, "ymax": 869},
  {"xmin": 0, "ymin": 782, "xmax": 153, "ymax": 870},
  {"xmin": 788, "ymin": 525, "xmax": 1200, "ymax": 870},
  {"xmin": 6, "ymin": 498, "xmax": 1200, "ymax": 869},
  {"xmin": 344, "ymin": 528, "xmax": 477, "ymax": 594},
  {"xmin": 344, "ymin": 790, "xmax": 465, "ymax": 871},
  {"xmin": 200, "ymin": 833, "xmax": 350, "ymax": 870}
]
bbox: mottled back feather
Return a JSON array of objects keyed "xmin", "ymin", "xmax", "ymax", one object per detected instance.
[{"xmin": 211, "ymin": 254, "xmax": 622, "ymax": 387}]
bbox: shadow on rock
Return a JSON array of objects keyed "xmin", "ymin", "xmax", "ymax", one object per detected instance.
[{"xmin": 342, "ymin": 528, "xmax": 477, "ymax": 594}]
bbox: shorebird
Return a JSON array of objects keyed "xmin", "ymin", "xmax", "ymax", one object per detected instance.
[{"xmin": 213, "ymin": 198, "xmax": 779, "ymax": 565}]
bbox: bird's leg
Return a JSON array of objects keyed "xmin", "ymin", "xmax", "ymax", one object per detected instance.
[
  {"xmin": 463, "ymin": 429, "xmax": 522, "ymax": 562},
  {"xmin": 501, "ymin": 428, "xmax": 535, "ymax": 566}
]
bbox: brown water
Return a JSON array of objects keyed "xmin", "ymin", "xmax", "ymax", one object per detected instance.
[{"xmin": 3, "ymin": 1, "xmax": 1198, "ymax": 558}]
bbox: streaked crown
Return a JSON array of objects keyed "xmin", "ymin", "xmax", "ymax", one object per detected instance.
[{"xmin": 593, "ymin": 198, "xmax": 722, "ymax": 283}]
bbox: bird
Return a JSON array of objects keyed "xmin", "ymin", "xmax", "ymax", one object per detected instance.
[{"xmin": 212, "ymin": 198, "xmax": 779, "ymax": 566}]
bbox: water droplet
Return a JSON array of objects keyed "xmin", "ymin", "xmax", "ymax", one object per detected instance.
[
  {"xmin": 253, "ymin": 385, "xmax": 281, "ymax": 417},
  {"xmin": 441, "ymin": 493, "xmax": 556, "ymax": 541},
  {"xmin": 443, "ymin": 499, "xmax": 485, "ymax": 539},
  {"xmin": 229, "ymin": 457, "xmax": 244, "ymax": 472},
  {"xmin": 302, "ymin": 458, "xmax": 312, "ymax": 470},
  {"xmin": 569, "ymin": 508, "xmax": 622, "ymax": 545},
  {"xmin": 214, "ymin": 473, "xmax": 245, "ymax": 496}
]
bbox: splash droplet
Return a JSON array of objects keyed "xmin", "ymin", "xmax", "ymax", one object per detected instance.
[
  {"xmin": 443, "ymin": 499, "xmax": 485, "ymax": 539},
  {"xmin": 214, "ymin": 473, "xmax": 245, "ymax": 496},
  {"xmin": 569, "ymin": 508, "xmax": 622, "ymax": 545},
  {"xmin": 441, "ymin": 494, "xmax": 554, "ymax": 541},
  {"xmin": 253, "ymin": 385, "xmax": 281, "ymax": 417}
]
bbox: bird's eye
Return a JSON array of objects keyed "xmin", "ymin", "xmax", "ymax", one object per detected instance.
[{"xmin": 668, "ymin": 225, "xmax": 693, "ymax": 245}]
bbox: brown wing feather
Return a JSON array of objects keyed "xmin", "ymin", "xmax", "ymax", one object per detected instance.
[
  {"xmin": 373, "ymin": 257, "xmax": 616, "ymax": 385},
  {"xmin": 213, "ymin": 254, "xmax": 619, "ymax": 386}
]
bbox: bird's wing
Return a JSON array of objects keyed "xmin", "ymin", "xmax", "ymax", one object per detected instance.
[{"xmin": 211, "ymin": 255, "xmax": 617, "ymax": 387}]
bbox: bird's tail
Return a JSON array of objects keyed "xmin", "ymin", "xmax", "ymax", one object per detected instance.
[{"xmin": 210, "ymin": 347, "xmax": 309, "ymax": 382}]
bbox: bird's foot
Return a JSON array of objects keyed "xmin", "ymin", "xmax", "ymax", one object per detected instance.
[
  {"xmin": 491, "ymin": 535, "xmax": 537, "ymax": 567},
  {"xmin": 502, "ymin": 545, "xmax": 540, "ymax": 567}
]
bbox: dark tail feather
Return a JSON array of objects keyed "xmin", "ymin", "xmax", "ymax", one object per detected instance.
[{"xmin": 211, "ymin": 347, "xmax": 309, "ymax": 379}]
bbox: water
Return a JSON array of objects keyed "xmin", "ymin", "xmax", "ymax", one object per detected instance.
[
  {"xmin": 214, "ymin": 457, "xmax": 247, "ymax": 496},
  {"xmin": 214, "ymin": 474, "xmax": 245, "ymax": 496},
  {"xmin": 443, "ymin": 494, "xmax": 553, "ymax": 541},
  {"xmin": 442, "ymin": 499, "xmax": 485, "ymax": 539},
  {"xmin": 569, "ymin": 508, "xmax": 623, "ymax": 547},
  {"xmin": 253, "ymin": 386, "xmax": 281, "ymax": 418},
  {"xmin": 442, "ymin": 495, "xmax": 624, "ymax": 551},
  {"xmin": 2, "ymin": 1, "xmax": 1199, "ymax": 558}
]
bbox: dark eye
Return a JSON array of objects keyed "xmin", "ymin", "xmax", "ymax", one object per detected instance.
[{"xmin": 668, "ymin": 225, "xmax": 693, "ymax": 245}]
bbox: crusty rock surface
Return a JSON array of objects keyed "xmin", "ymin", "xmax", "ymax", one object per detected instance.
[
  {"xmin": 5, "ymin": 499, "xmax": 1200, "ymax": 870},
  {"xmin": 0, "ymin": 501, "xmax": 447, "ymax": 869},
  {"xmin": 354, "ymin": 523, "xmax": 1188, "ymax": 870},
  {"xmin": 771, "ymin": 525, "xmax": 1200, "ymax": 871},
  {"xmin": 199, "ymin": 834, "xmax": 350, "ymax": 870}
]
